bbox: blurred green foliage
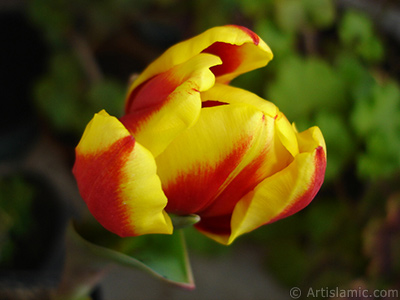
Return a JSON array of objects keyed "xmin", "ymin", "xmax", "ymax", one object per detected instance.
[
  {"xmin": 33, "ymin": 51, "xmax": 126, "ymax": 133},
  {"xmin": 0, "ymin": 176, "xmax": 36, "ymax": 267},
  {"xmin": 23, "ymin": 0, "xmax": 400, "ymax": 296}
]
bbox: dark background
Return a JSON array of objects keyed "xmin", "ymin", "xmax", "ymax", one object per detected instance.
[{"xmin": 1, "ymin": 0, "xmax": 400, "ymax": 299}]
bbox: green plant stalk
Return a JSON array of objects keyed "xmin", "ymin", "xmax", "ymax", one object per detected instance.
[{"xmin": 52, "ymin": 220, "xmax": 195, "ymax": 299}]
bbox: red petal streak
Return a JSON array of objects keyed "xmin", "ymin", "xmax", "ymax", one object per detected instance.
[
  {"xmin": 73, "ymin": 136, "xmax": 137, "ymax": 237},
  {"xmin": 126, "ymin": 72, "xmax": 180, "ymax": 114},
  {"xmin": 164, "ymin": 138, "xmax": 252, "ymax": 216},
  {"xmin": 202, "ymin": 42, "xmax": 243, "ymax": 77},
  {"xmin": 201, "ymin": 100, "xmax": 229, "ymax": 108},
  {"xmin": 267, "ymin": 146, "xmax": 327, "ymax": 224},
  {"xmin": 193, "ymin": 146, "xmax": 326, "ymax": 239},
  {"xmin": 195, "ymin": 214, "xmax": 232, "ymax": 237},
  {"xmin": 198, "ymin": 115, "xmax": 291, "ymax": 218},
  {"xmin": 198, "ymin": 153, "xmax": 266, "ymax": 218},
  {"xmin": 122, "ymin": 72, "xmax": 181, "ymax": 133},
  {"xmin": 230, "ymin": 25, "xmax": 260, "ymax": 45},
  {"xmin": 202, "ymin": 26, "xmax": 260, "ymax": 77}
]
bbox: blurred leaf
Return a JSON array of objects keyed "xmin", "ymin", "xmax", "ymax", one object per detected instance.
[
  {"xmin": 193, "ymin": 0, "xmax": 237, "ymax": 30},
  {"xmin": 315, "ymin": 111, "xmax": 354, "ymax": 182},
  {"xmin": 352, "ymin": 81, "xmax": 400, "ymax": 136},
  {"xmin": 265, "ymin": 238, "xmax": 309, "ymax": 287},
  {"xmin": 239, "ymin": 0, "xmax": 272, "ymax": 19},
  {"xmin": 0, "ymin": 176, "xmax": 36, "ymax": 266},
  {"xmin": 340, "ymin": 11, "xmax": 371, "ymax": 46},
  {"xmin": 267, "ymin": 56, "xmax": 346, "ymax": 123},
  {"xmin": 231, "ymin": 68, "xmax": 266, "ymax": 97},
  {"xmin": 360, "ymin": 37, "xmax": 384, "ymax": 63},
  {"xmin": 27, "ymin": 0, "xmax": 73, "ymax": 46},
  {"xmin": 34, "ymin": 53, "xmax": 89, "ymax": 132},
  {"xmin": 339, "ymin": 10, "xmax": 384, "ymax": 63},
  {"xmin": 351, "ymin": 81, "xmax": 400, "ymax": 178},
  {"xmin": 48, "ymin": 53, "xmax": 84, "ymax": 90},
  {"xmin": 358, "ymin": 133, "xmax": 400, "ymax": 179},
  {"xmin": 302, "ymin": 0, "xmax": 335, "ymax": 29},
  {"xmin": 274, "ymin": 0, "xmax": 334, "ymax": 33},
  {"xmin": 304, "ymin": 198, "xmax": 342, "ymax": 244},
  {"xmin": 336, "ymin": 53, "xmax": 375, "ymax": 106},
  {"xmin": 275, "ymin": 0, "xmax": 305, "ymax": 33},
  {"xmin": 72, "ymin": 220, "xmax": 194, "ymax": 288},
  {"xmin": 183, "ymin": 227, "xmax": 229, "ymax": 257},
  {"xmin": 254, "ymin": 19, "xmax": 296, "ymax": 61},
  {"xmin": 34, "ymin": 52, "xmax": 127, "ymax": 135},
  {"xmin": 87, "ymin": 79, "xmax": 126, "ymax": 118}
]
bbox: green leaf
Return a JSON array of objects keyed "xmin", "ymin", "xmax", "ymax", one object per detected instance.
[
  {"xmin": 315, "ymin": 111, "xmax": 354, "ymax": 182},
  {"xmin": 274, "ymin": 0, "xmax": 334, "ymax": 33},
  {"xmin": 336, "ymin": 53, "xmax": 371, "ymax": 89},
  {"xmin": 352, "ymin": 81, "xmax": 400, "ymax": 136},
  {"xmin": 339, "ymin": 10, "xmax": 372, "ymax": 46},
  {"xmin": 351, "ymin": 81, "xmax": 400, "ymax": 178},
  {"xmin": 183, "ymin": 226, "xmax": 229, "ymax": 256},
  {"xmin": 27, "ymin": 0, "xmax": 73, "ymax": 45},
  {"xmin": 254, "ymin": 19, "xmax": 296, "ymax": 60},
  {"xmin": 265, "ymin": 238, "xmax": 309, "ymax": 286},
  {"xmin": 339, "ymin": 10, "xmax": 384, "ymax": 63},
  {"xmin": 303, "ymin": 0, "xmax": 335, "ymax": 29},
  {"xmin": 33, "ymin": 52, "xmax": 93, "ymax": 134},
  {"xmin": 267, "ymin": 55, "xmax": 346, "ymax": 122},
  {"xmin": 0, "ymin": 176, "xmax": 36, "ymax": 266},
  {"xmin": 239, "ymin": 0, "xmax": 273, "ymax": 19},
  {"xmin": 275, "ymin": 0, "xmax": 305, "ymax": 33},
  {"xmin": 70, "ymin": 220, "xmax": 194, "ymax": 289},
  {"xmin": 304, "ymin": 198, "xmax": 345, "ymax": 245},
  {"xmin": 358, "ymin": 133, "xmax": 400, "ymax": 179},
  {"xmin": 87, "ymin": 79, "xmax": 126, "ymax": 118}
]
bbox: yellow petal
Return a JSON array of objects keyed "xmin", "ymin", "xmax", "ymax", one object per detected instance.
[
  {"xmin": 201, "ymin": 83, "xmax": 278, "ymax": 118},
  {"xmin": 201, "ymin": 84, "xmax": 298, "ymax": 158},
  {"xmin": 128, "ymin": 25, "xmax": 273, "ymax": 95},
  {"xmin": 122, "ymin": 53, "xmax": 221, "ymax": 157},
  {"xmin": 73, "ymin": 110, "xmax": 172, "ymax": 237},
  {"xmin": 297, "ymin": 125, "xmax": 327, "ymax": 155},
  {"xmin": 275, "ymin": 112, "xmax": 299, "ymax": 157},
  {"xmin": 226, "ymin": 127, "xmax": 326, "ymax": 245},
  {"xmin": 156, "ymin": 103, "xmax": 272, "ymax": 216}
]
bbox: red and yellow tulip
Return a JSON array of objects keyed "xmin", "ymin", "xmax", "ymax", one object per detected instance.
[{"xmin": 73, "ymin": 25, "xmax": 326, "ymax": 245}]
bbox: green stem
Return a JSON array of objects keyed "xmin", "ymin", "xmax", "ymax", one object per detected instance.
[{"xmin": 170, "ymin": 214, "xmax": 200, "ymax": 229}]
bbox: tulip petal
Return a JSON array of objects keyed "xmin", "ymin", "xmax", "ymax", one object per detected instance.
[
  {"xmin": 195, "ymin": 85, "xmax": 295, "ymax": 218},
  {"xmin": 73, "ymin": 110, "xmax": 172, "ymax": 237},
  {"xmin": 122, "ymin": 53, "xmax": 221, "ymax": 157},
  {"xmin": 275, "ymin": 112, "xmax": 299, "ymax": 157},
  {"xmin": 201, "ymin": 83, "xmax": 299, "ymax": 157},
  {"xmin": 127, "ymin": 25, "xmax": 272, "ymax": 95},
  {"xmin": 156, "ymin": 103, "xmax": 293, "ymax": 222},
  {"xmin": 156, "ymin": 104, "xmax": 266, "ymax": 215},
  {"xmin": 201, "ymin": 83, "xmax": 278, "ymax": 118},
  {"xmin": 197, "ymin": 127, "xmax": 326, "ymax": 245}
]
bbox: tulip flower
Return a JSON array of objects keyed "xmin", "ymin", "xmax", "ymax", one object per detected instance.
[{"xmin": 73, "ymin": 25, "xmax": 326, "ymax": 245}]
